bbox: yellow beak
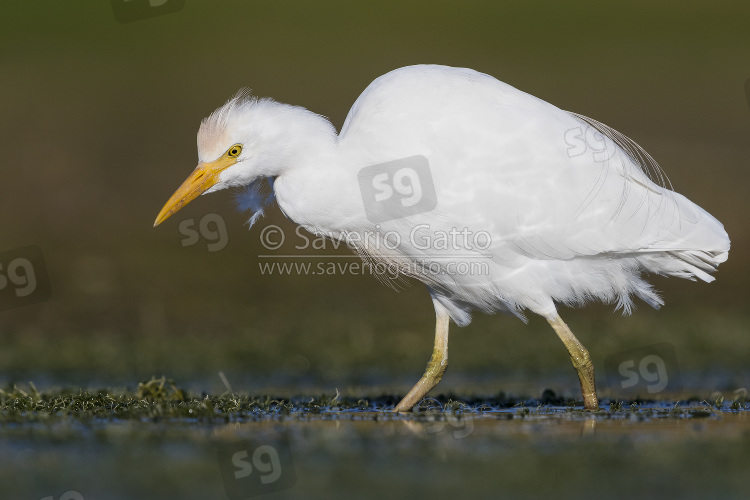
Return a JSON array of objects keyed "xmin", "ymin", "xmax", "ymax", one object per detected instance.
[{"xmin": 153, "ymin": 155, "xmax": 237, "ymax": 227}]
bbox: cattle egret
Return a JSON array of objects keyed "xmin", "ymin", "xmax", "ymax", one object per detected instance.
[{"xmin": 154, "ymin": 65, "xmax": 730, "ymax": 411}]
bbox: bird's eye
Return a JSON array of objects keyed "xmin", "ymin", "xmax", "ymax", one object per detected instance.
[{"xmin": 227, "ymin": 144, "xmax": 243, "ymax": 158}]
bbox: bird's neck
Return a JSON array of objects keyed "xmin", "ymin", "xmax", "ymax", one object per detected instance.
[
  {"xmin": 251, "ymin": 103, "xmax": 347, "ymax": 230},
  {"xmin": 253, "ymin": 102, "xmax": 339, "ymax": 178}
]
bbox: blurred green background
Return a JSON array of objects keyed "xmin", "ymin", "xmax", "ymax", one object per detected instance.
[{"xmin": 1, "ymin": 0, "xmax": 748, "ymax": 398}]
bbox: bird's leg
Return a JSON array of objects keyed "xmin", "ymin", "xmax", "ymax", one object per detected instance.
[
  {"xmin": 394, "ymin": 305, "xmax": 450, "ymax": 412},
  {"xmin": 547, "ymin": 315, "xmax": 599, "ymax": 410}
]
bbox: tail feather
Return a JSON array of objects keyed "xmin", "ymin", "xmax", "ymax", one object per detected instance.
[{"xmin": 651, "ymin": 190, "xmax": 730, "ymax": 282}]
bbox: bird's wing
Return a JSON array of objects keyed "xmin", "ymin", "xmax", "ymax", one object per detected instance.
[{"xmin": 340, "ymin": 65, "xmax": 728, "ymax": 267}]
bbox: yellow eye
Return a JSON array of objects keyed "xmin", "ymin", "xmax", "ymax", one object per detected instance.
[{"xmin": 227, "ymin": 144, "xmax": 243, "ymax": 158}]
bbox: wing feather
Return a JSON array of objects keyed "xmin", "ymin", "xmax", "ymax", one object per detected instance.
[{"xmin": 337, "ymin": 65, "xmax": 729, "ymax": 318}]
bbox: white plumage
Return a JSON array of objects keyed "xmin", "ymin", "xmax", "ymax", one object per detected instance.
[{"xmin": 155, "ymin": 64, "xmax": 730, "ymax": 411}]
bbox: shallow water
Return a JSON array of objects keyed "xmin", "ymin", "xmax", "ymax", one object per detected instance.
[{"xmin": 2, "ymin": 398, "xmax": 748, "ymax": 500}]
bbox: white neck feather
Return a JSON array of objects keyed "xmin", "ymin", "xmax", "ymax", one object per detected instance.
[{"xmin": 247, "ymin": 102, "xmax": 339, "ymax": 178}]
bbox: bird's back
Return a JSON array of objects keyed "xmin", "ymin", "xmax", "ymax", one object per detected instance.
[{"xmin": 337, "ymin": 65, "xmax": 729, "ymax": 321}]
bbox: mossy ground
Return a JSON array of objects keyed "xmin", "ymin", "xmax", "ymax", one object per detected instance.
[{"xmin": 2, "ymin": 379, "xmax": 749, "ymax": 499}]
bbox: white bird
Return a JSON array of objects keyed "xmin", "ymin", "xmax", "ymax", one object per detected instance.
[{"xmin": 154, "ymin": 65, "xmax": 730, "ymax": 411}]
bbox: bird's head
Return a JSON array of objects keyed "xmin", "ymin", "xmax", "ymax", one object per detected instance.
[{"xmin": 153, "ymin": 90, "xmax": 276, "ymax": 227}]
